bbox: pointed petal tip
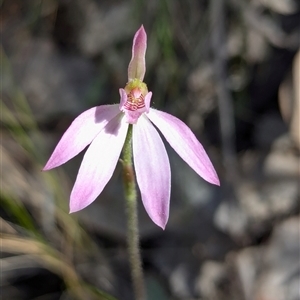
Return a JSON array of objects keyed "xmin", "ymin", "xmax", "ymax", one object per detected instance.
[
  {"xmin": 69, "ymin": 207, "xmax": 79, "ymax": 214},
  {"xmin": 137, "ymin": 24, "xmax": 145, "ymax": 34},
  {"xmin": 136, "ymin": 25, "xmax": 147, "ymax": 45},
  {"xmin": 159, "ymin": 223, "xmax": 167, "ymax": 230},
  {"xmin": 148, "ymin": 212, "xmax": 169, "ymax": 231},
  {"xmin": 214, "ymin": 176, "xmax": 221, "ymax": 186},
  {"xmin": 69, "ymin": 187, "xmax": 91, "ymax": 214},
  {"xmin": 210, "ymin": 178, "xmax": 220, "ymax": 186},
  {"xmin": 69, "ymin": 197, "xmax": 87, "ymax": 214},
  {"xmin": 151, "ymin": 217, "xmax": 167, "ymax": 230},
  {"xmin": 42, "ymin": 163, "xmax": 52, "ymax": 172},
  {"xmin": 42, "ymin": 159, "xmax": 60, "ymax": 171},
  {"xmin": 206, "ymin": 171, "xmax": 220, "ymax": 186},
  {"xmin": 201, "ymin": 170, "xmax": 220, "ymax": 187}
]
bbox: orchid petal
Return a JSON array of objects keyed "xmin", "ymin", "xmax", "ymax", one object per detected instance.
[
  {"xmin": 133, "ymin": 115, "xmax": 171, "ymax": 229},
  {"xmin": 147, "ymin": 109, "xmax": 220, "ymax": 186},
  {"xmin": 43, "ymin": 105, "xmax": 120, "ymax": 170},
  {"xmin": 70, "ymin": 115, "xmax": 128, "ymax": 212},
  {"xmin": 128, "ymin": 25, "xmax": 147, "ymax": 81},
  {"xmin": 119, "ymin": 88, "xmax": 127, "ymax": 110},
  {"xmin": 144, "ymin": 92, "xmax": 152, "ymax": 112}
]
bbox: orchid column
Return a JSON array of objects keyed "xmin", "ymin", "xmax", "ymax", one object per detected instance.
[{"xmin": 43, "ymin": 25, "xmax": 219, "ymax": 300}]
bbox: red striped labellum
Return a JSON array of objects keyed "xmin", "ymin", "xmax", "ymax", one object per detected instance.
[{"xmin": 124, "ymin": 87, "xmax": 145, "ymax": 111}]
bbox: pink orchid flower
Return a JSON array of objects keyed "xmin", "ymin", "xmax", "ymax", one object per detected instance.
[{"xmin": 43, "ymin": 25, "xmax": 219, "ymax": 229}]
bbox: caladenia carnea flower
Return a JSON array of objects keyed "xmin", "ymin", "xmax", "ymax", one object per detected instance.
[{"xmin": 43, "ymin": 25, "xmax": 220, "ymax": 229}]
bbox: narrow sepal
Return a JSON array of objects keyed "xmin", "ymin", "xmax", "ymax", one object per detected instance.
[
  {"xmin": 70, "ymin": 116, "xmax": 128, "ymax": 212},
  {"xmin": 133, "ymin": 115, "xmax": 171, "ymax": 229},
  {"xmin": 43, "ymin": 105, "xmax": 120, "ymax": 170},
  {"xmin": 128, "ymin": 25, "xmax": 147, "ymax": 81},
  {"xmin": 147, "ymin": 109, "xmax": 220, "ymax": 186}
]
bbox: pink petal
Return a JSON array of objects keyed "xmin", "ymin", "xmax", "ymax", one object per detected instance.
[
  {"xmin": 70, "ymin": 115, "xmax": 128, "ymax": 212},
  {"xmin": 119, "ymin": 88, "xmax": 127, "ymax": 110},
  {"xmin": 133, "ymin": 116, "xmax": 171, "ymax": 229},
  {"xmin": 147, "ymin": 109, "xmax": 220, "ymax": 186},
  {"xmin": 144, "ymin": 92, "xmax": 152, "ymax": 112},
  {"xmin": 43, "ymin": 105, "xmax": 120, "ymax": 170},
  {"xmin": 128, "ymin": 25, "xmax": 147, "ymax": 81}
]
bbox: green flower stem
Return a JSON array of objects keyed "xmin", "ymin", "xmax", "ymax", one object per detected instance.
[{"xmin": 122, "ymin": 125, "xmax": 146, "ymax": 300}]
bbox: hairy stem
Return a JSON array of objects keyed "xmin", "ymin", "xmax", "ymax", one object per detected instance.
[{"xmin": 122, "ymin": 125, "xmax": 146, "ymax": 300}]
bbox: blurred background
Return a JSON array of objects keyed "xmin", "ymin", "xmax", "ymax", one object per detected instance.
[{"xmin": 1, "ymin": 0, "xmax": 299, "ymax": 299}]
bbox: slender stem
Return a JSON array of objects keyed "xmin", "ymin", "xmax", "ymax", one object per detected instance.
[{"xmin": 122, "ymin": 125, "xmax": 146, "ymax": 300}]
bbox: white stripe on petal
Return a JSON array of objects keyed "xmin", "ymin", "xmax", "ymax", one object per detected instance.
[
  {"xmin": 70, "ymin": 115, "xmax": 128, "ymax": 213},
  {"xmin": 133, "ymin": 115, "xmax": 171, "ymax": 229}
]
